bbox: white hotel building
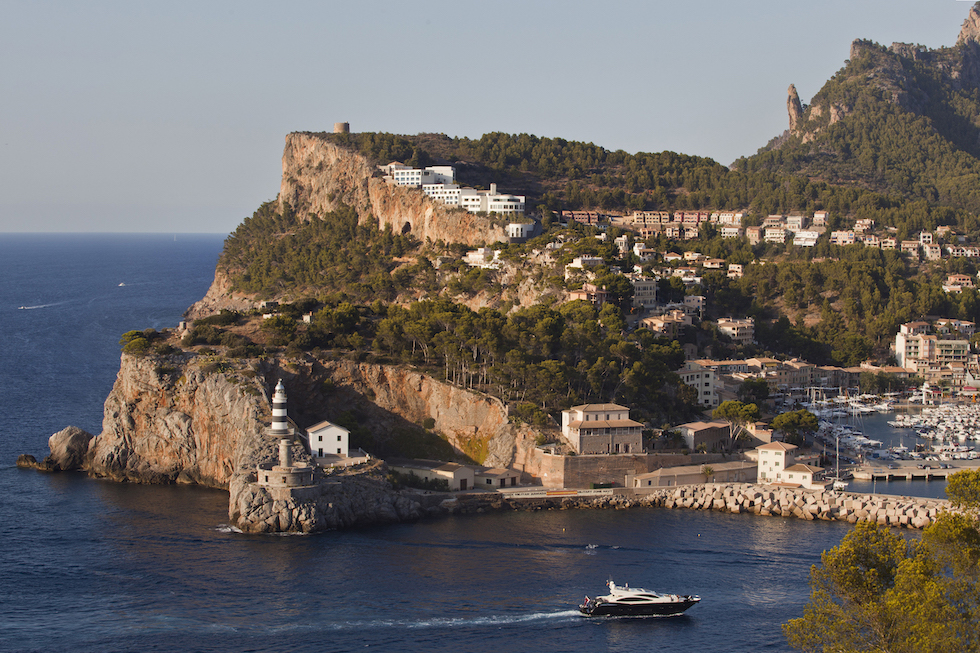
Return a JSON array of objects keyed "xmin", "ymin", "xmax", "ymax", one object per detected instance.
[
  {"xmin": 381, "ymin": 163, "xmax": 525, "ymax": 216},
  {"xmin": 422, "ymin": 182, "xmax": 525, "ymax": 215},
  {"xmin": 383, "ymin": 163, "xmax": 456, "ymax": 187}
]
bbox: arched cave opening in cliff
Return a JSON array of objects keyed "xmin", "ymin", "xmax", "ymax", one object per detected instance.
[{"xmin": 401, "ymin": 221, "xmax": 412, "ymax": 235}]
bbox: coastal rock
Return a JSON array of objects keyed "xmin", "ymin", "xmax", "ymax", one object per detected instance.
[
  {"xmin": 15, "ymin": 454, "xmax": 46, "ymax": 470},
  {"xmin": 314, "ymin": 358, "xmax": 521, "ymax": 468},
  {"xmin": 230, "ymin": 461, "xmax": 425, "ymax": 534},
  {"xmin": 47, "ymin": 426, "xmax": 95, "ymax": 471},
  {"xmin": 86, "ymin": 354, "xmax": 266, "ymax": 487}
]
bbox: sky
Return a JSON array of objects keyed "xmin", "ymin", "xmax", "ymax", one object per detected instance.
[{"xmin": 1, "ymin": 1, "xmax": 975, "ymax": 234}]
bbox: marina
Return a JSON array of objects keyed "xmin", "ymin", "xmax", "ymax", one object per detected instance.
[{"xmin": 803, "ymin": 394, "xmax": 980, "ymax": 496}]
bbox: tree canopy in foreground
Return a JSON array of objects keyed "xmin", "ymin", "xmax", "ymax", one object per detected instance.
[{"xmin": 783, "ymin": 469, "xmax": 980, "ymax": 652}]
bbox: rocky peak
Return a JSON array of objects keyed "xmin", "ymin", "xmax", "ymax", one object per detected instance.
[
  {"xmin": 958, "ymin": 2, "xmax": 980, "ymax": 46},
  {"xmin": 889, "ymin": 42, "xmax": 926, "ymax": 60},
  {"xmin": 850, "ymin": 39, "xmax": 877, "ymax": 62},
  {"xmin": 787, "ymin": 84, "xmax": 804, "ymax": 133}
]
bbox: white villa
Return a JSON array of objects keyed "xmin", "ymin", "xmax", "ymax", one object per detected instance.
[{"xmin": 382, "ymin": 163, "xmax": 455, "ymax": 187}]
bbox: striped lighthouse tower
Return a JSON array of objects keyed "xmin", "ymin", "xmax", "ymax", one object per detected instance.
[{"xmin": 269, "ymin": 379, "xmax": 290, "ymax": 435}]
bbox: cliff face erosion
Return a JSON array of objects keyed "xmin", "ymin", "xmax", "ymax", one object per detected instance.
[{"xmin": 278, "ymin": 132, "xmax": 507, "ymax": 247}]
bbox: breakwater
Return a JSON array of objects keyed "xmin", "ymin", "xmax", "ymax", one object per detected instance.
[{"xmin": 446, "ymin": 483, "xmax": 948, "ymax": 530}]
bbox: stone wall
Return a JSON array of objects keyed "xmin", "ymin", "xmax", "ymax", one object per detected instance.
[{"xmin": 515, "ymin": 449, "xmax": 733, "ymax": 488}]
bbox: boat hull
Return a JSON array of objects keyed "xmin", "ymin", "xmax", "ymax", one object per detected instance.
[{"xmin": 579, "ymin": 597, "xmax": 700, "ymax": 617}]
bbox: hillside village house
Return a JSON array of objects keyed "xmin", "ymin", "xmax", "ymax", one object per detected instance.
[
  {"xmin": 561, "ymin": 403, "xmax": 644, "ymax": 454},
  {"xmin": 943, "ymin": 274, "xmax": 976, "ymax": 293},
  {"xmin": 717, "ymin": 317, "xmax": 755, "ymax": 345},
  {"xmin": 676, "ymin": 421, "xmax": 730, "ymax": 452},
  {"xmin": 506, "ymin": 222, "xmax": 535, "ymax": 240},
  {"xmin": 568, "ymin": 283, "xmax": 608, "ymax": 307},
  {"xmin": 627, "ymin": 274, "xmax": 658, "ymax": 310},
  {"xmin": 678, "ymin": 361, "xmax": 718, "ymax": 407},
  {"xmin": 640, "ymin": 310, "xmax": 691, "ymax": 338},
  {"xmin": 894, "ymin": 321, "xmax": 971, "ymax": 368}
]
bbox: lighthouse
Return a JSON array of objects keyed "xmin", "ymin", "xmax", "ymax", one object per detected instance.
[{"xmin": 269, "ymin": 379, "xmax": 290, "ymax": 435}]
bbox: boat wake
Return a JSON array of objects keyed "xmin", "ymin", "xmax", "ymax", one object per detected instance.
[
  {"xmin": 17, "ymin": 302, "xmax": 66, "ymax": 310},
  {"xmin": 327, "ymin": 610, "xmax": 581, "ymax": 632}
]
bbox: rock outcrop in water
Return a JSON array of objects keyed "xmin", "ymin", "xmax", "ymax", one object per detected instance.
[
  {"xmin": 230, "ymin": 460, "xmax": 426, "ymax": 533},
  {"xmin": 16, "ymin": 426, "xmax": 95, "ymax": 472}
]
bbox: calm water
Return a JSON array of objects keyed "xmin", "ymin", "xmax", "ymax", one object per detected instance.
[
  {"xmin": 825, "ymin": 412, "xmax": 950, "ymax": 499},
  {"xmin": 0, "ymin": 233, "xmax": 898, "ymax": 652}
]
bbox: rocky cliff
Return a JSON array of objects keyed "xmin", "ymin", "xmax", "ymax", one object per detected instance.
[
  {"xmin": 33, "ymin": 346, "xmax": 538, "ymax": 532},
  {"xmin": 185, "ymin": 267, "xmax": 254, "ymax": 320},
  {"xmin": 86, "ymin": 353, "xmax": 267, "ymax": 487},
  {"xmin": 278, "ymin": 132, "xmax": 508, "ymax": 248}
]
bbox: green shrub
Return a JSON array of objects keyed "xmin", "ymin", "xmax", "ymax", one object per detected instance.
[{"xmin": 195, "ymin": 309, "xmax": 241, "ymax": 327}]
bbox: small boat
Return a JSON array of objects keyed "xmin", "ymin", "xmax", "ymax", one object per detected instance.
[{"xmin": 579, "ymin": 580, "xmax": 700, "ymax": 617}]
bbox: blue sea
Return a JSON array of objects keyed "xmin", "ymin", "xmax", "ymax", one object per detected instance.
[{"xmin": 0, "ymin": 233, "xmax": 931, "ymax": 653}]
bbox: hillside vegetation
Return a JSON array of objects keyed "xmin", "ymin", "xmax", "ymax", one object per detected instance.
[
  {"xmin": 745, "ymin": 37, "xmax": 980, "ymax": 216},
  {"xmin": 319, "ymin": 129, "xmax": 977, "ymax": 242}
]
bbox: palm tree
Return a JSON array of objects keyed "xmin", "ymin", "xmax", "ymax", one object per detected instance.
[{"xmin": 701, "ymin": 464, "xmax": 715, "ymax": 483}]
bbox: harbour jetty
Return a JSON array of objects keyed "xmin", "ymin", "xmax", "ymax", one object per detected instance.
[
  {"xmin": 852, "ymin": 465, "xmax": 959, "ymax": 481},
  {"xmin": 463, "ymin": 482, "xmax": 948, "ymax": 530}
]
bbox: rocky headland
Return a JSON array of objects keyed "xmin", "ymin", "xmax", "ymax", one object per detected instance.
[
  {"xmin": 18, "ymin": 345, "xmax": 543, "ymax": 533},
  {"xmin": 188, "ymin": 132, "xmax": 510, "ymax": 320}
]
